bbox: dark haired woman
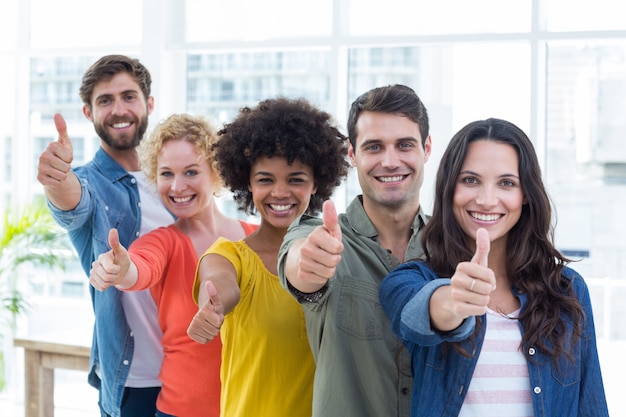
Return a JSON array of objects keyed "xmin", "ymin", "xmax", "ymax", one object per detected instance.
[{"xmin": 380, "ymin": 118, "xmax": 608, "ymax": 417}]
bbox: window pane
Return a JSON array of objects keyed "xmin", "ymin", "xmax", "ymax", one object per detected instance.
[
  {"xmin": 30, "ymin": 0, "xmax": 142, "ymax": 47},
  {"xmin": 0, "ymin": 53, "xmax": 15, "ymax": 190},
  {"xmin": 0, "ymin": 0, "xmax": 18, "ymax": 49},
  {"xmin": 186, "ymin": 49, "xmax": 332, "ymax": 124},
  {"xmin": 349, "ymin": 0, "xmax": 531, "ymax": 36},
  {"xmin": 30, "ymin": 56, "xmax": 96, "ymax": 122},
  {"xmin": 546, "ymin": 40, "xmax": 626, "ymax": 339},
  {"xmin": 185, "ymin": 0, "xmax": 333, "ymax": 42},
  {"xmin": 546, "ymin": 0, "xmax": 626, "ymax": 31},
  {"xmin": 2, "ymin": 136, "xmax": 11, "ymax": 183}
]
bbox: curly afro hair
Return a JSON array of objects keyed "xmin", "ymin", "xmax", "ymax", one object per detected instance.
[{"xmin": 215, "ymin": 97, "xmax": 350, "ymax": 215}]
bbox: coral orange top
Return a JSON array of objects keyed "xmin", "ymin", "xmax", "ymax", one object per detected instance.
[{"xmin": 128, "ymin": 221, "xmax": 257, "ymax": 417}]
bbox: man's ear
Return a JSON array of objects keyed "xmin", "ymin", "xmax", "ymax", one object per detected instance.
[
  {"xmin": 348, "ymin": 141, "xmax": 356, "ymax": 166},
  {"xmin": 423, "ymin": 135, "xmax": 432, "ymax": 162},
  {"xmin": 146, "ymin": 96, "xmax": 155, "ymax": 115},
  {"xmin": 82, "ymin": 105, "xmax": 93, "ymax": 121}
]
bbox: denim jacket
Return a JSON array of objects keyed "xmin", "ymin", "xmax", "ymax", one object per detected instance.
[
  {"xmin": 379, "ymin": 262, "xmax": 609, "ymax": 417},
  {"xmin": 48, "ymin": 148, "xmax": 145, "ymax": 417}
]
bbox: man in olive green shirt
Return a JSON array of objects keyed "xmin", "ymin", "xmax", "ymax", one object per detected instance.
[{"xmin": 278, "ymin": 84, "xmax": 432, "ymax": 417}]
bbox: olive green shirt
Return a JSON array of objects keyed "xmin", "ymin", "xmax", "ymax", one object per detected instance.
[{"xmin": 278, "ymin": 196, "xmax": 428, "ymax": 417}]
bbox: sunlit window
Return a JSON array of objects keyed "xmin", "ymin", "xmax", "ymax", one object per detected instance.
[
  {"xmin": 0, "ymin": 0, "xmax": 17, "ymax": 50},
  {"xmin": 185, "ymin": 0, "xmax": 333, "ymax": 42},
  {"xmin": 546, "ymin": 0, "xmax": 626, "ymax": 31},
  {"xmin": 186, "ymin": 50, "xmax": 332, "ymax": 124},
  {"xmin": 30, "ymin": 56, "xmax": 96, "ymax": 122},
  {"xmin": 29, "ymin": 0, "xmax": 142, "ymax": 47},
  {"xmin": 348, "ymin": 0, "xmax": 531, "ymax": 36}
]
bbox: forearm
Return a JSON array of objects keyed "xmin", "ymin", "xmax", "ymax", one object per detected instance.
[{"xmin": 44, "ymin": 172, "xmax": 82, "ymax": 211}]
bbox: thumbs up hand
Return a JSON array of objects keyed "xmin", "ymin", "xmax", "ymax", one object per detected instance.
[
  {"xmin": 293, "ymin": 200, "xmax": 344, "ymax": 288},
  {"xmin": 89, "ymin": 229, "xmax": 133, "ymax": 291},
  {"xmin": 449, "ymin": 228, "xmax": 496, "ymax": 318},
  {"xmin": 187, "ymin": 281, "xmax": 225, "ymax": 344},
  {"xmin": 37, "ymin": 113, "xmax": 75, "ymax": 186}
]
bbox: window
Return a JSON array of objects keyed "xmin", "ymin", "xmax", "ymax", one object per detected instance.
[
  {"xmin": 185, "ymin": 0, "xmax": 333, "ymax": 41},
  {"xmin": 546, "ymin": 0, "xmax": 625, "ymax": 31},
  {"xmin": 348, "ymin": 0, "xmax": 531, "ymax": 35},
  {"xmin": 29, "ymin": 0, "xmax": 142, "ymax": 47},
  {"xmin": 186, "ymin": 50, "xmax": 332, "ymax": 124}
]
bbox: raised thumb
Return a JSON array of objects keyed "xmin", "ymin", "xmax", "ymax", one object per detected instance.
[
  {"xmin": 471, "ymin": 228, "xmax": 490, "ymax": 267},
  {"xmin": 322, "ymin": 199, "xmax": 342, "ymax": 241}
]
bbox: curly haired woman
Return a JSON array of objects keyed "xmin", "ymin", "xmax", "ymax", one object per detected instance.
[{"xmin": 187, "ymin": 97, "xmax": 350, "ymax": 417}]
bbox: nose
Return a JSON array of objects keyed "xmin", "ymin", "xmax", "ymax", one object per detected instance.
[
  {"xmin": 171, "ymin": 174, "xmax": 186, "ymax": 193},
  {"xmin": 111, "ymin": 99, "xmax": 127, "ymax": 116},
  {"xmin": 475, "ymin": 184, "xmax": 498, "ymax": 207},
  {"xmin": 381, "ymin": 148, "xmax": 400, "ymax": 168},
  {"xmin": 270, "ymin": 181, "xmax": 290, "ymax": 198}
]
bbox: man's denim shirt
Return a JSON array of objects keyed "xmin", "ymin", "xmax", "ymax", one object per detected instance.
[
  {"xmin": 380, "ymin": 263, "xmax": 610, "ymax": 417},
  {"xmin": 48, "ymin": 148, "xmax": 143, "ymax": 417}
]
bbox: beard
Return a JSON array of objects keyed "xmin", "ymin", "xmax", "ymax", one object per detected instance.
[{"xmin": 95, "ymin": 114, "xmax": 149, "ymax": 151}]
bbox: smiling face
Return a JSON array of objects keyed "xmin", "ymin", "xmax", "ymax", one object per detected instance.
[
  {"xmin": 453, "ymin": 139, "xmax": 525, "ymax": 248},
  {"xmin": 156, "ymin": 138, "xmax": 216, "ymax": 218},
  {"xmin": 83, "ymin": 72, "xmax": 154, "ymax": 151},
  {"xmin": 249, "ymin": 156, "xmax": 316, "ymax": 229},
  {"xmin": 349, "ymin": 111, "xmax": 431, "ymax": 211}
]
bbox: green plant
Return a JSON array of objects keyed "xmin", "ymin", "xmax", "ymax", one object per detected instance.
[{"xmin": 0, "ymin": 198, "xmax": 70, "ymax": 392}]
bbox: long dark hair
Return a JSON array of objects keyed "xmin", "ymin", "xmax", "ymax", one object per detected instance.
[{"xmin": 423, "ymin": 118, "xmax": 584, "ymax": 363}]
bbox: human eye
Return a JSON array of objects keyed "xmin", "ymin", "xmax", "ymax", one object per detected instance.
[
  {"xmin": 185, "ymin": 169, "xmax": 199, "ymax": 177},
  {"xmin": 365, "ymin": 144, "xmax": 381, "ymax": 152},
  {"xmin": 461, "ymin": 176, "xmax": 479, "ymax": 185},
  {"xmin": 399, "ymin": 141, "xmax": 415, "ymax": 150},
  {"xmin": 124, "ymin": 93, "xmax": 138, "ymax": 102},
  {"xmin": 96, "ymin": 96, "xmax": 112, "ymax": 106},
  {"xmin": 256, "ymin": 176, "xmax": 273, "ymax": 184},
  {"xmin": 159, "ymin": 170, "xmax": 173, "ymax": 178},
  {"xmin": 289, "ymin": 176, "xmax": 306, "ymax": 184},
  {"xmin": 500, "ymin": 178, "xmax": 517, "ymax": 187}
]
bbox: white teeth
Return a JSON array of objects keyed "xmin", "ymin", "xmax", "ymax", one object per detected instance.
[
  {"xmin": 172, "ymin": 196, "xmax": 192, "ymax": 203},
  {"xmin": 471, "ymin": 212, "xmax": 500, "ymax": 221},
  {"xmin": 113, "ymin": 122, "xmax": 131, "ymax": 129},
  {"xmin": 379, "ymin": 175, "xmax": 404, "ymax": 183},
  {"xmin": 270, "ymin": 204, "xmax": 291, "ymax": 212}
]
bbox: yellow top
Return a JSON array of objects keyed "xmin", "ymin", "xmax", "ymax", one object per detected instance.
[{"xmin": 194, "ymin": 237, "xmax": 315, "ymax": 417}]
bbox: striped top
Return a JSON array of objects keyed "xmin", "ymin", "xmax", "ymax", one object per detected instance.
[{"xmin": 459, "ymin": 308, "xmax": 534, "ymax": 417}]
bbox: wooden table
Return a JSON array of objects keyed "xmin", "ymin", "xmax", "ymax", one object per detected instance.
[{"xmin": 13, "ymin": 335, "xmax": 91, "ymax": 417}]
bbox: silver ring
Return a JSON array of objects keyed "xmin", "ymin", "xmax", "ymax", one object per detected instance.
[{"xmin": 470, "ymin": 279, "xmax": 476, "ymax": 292}]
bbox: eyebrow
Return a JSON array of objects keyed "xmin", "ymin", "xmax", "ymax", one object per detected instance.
[
  {"xmin": 359, "ymin": 136, "xmax": 419, "ymax": 148},
  {"xmin": 158, "ymin": 163, "xmax": 201, "ymax": 171},
  {"xmin": 460, "ymin": 169, "xmax": 520, "ymax": 179},
  {"xmin": 95, "ymin": 89, "xmax": 140, "ymax": 101},
  {"xmin": 253, "ymin": 171, "xmax": 310, "ymax": 177}
]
